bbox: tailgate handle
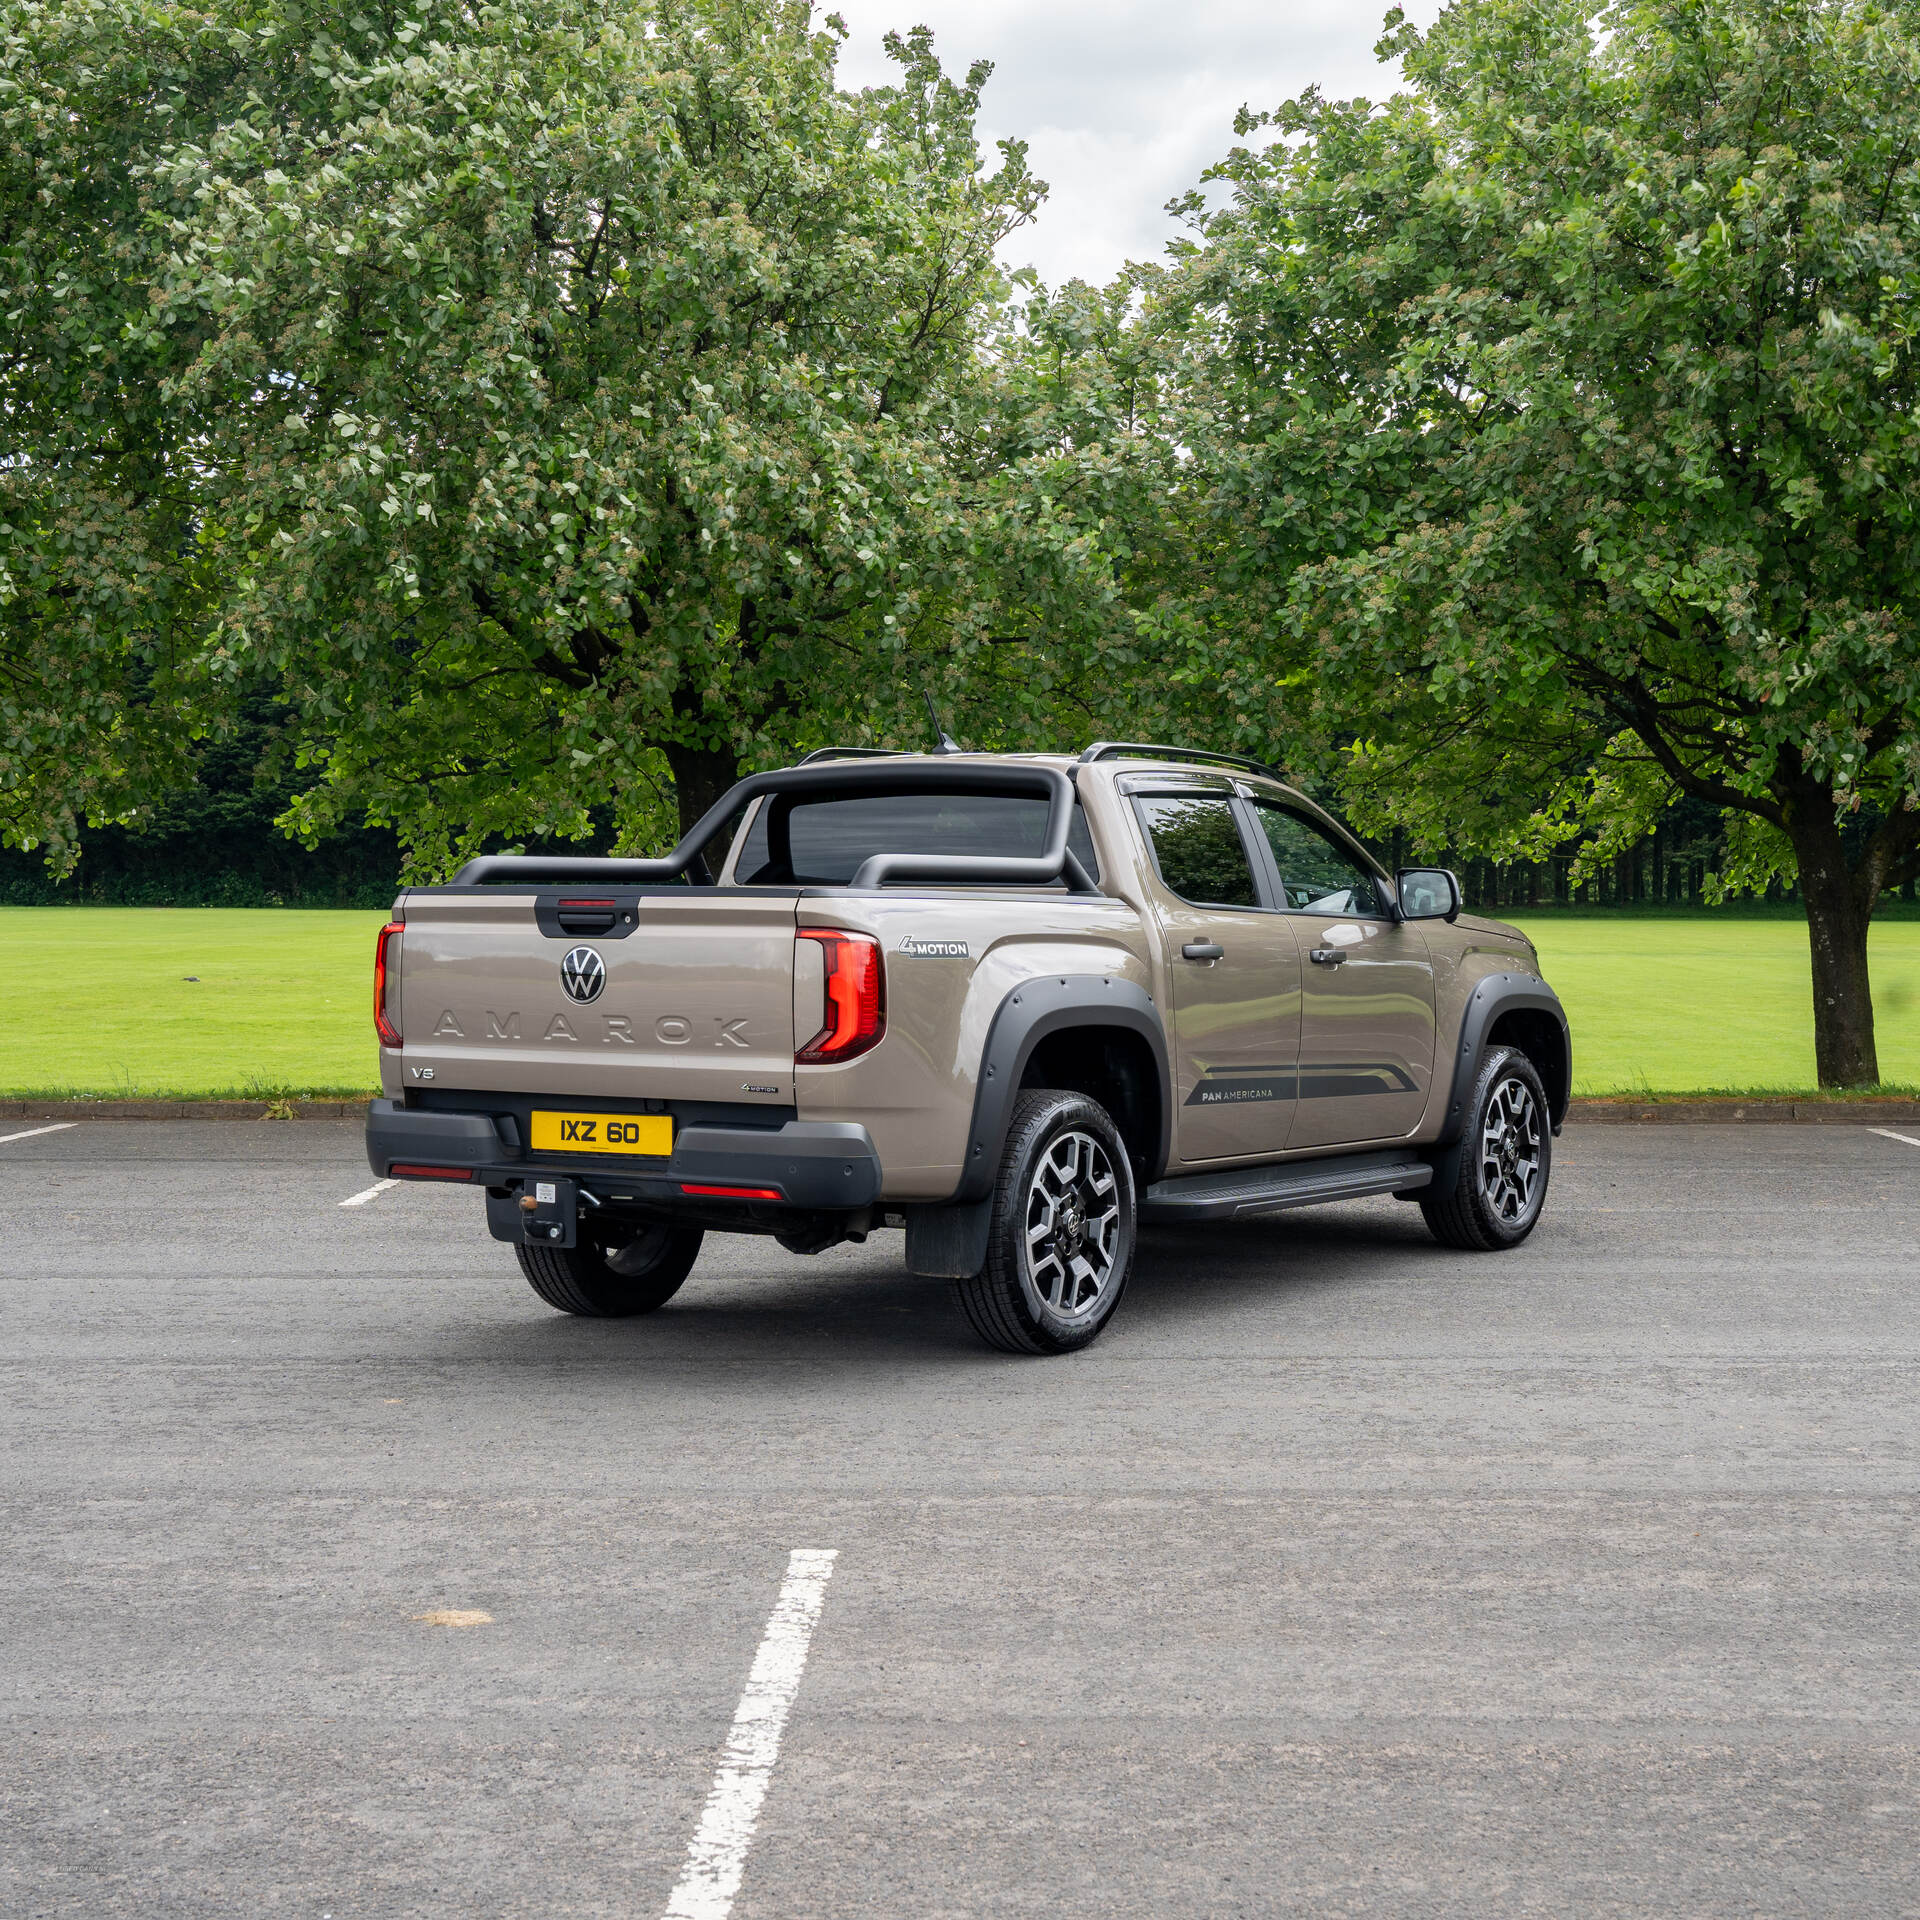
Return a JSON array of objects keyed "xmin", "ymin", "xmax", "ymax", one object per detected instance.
[{"xmin": 557, "ymin": 900, "xmax": 619, "ymax": 935}]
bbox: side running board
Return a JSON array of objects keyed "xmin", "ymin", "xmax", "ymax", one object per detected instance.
[{"xmin": 1139, "ymin": 1149, "xmax": 1432, "ymax": 1223}]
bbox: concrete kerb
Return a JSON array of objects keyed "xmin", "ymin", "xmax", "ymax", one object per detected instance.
[
  {"xmin": 5, "ymin": 1096, "xmax": 1920, "ymax": 1125},
  {"xmin": 0, "ymin": 1099, "xmax": 370, "ymax": 1121},
  {"xmin": 1565, "ymin": 1098, "xmax": 1920, "ymax": 1125}
]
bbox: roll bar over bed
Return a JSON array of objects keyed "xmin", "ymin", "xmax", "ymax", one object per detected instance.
[{"xmin": 450, "ymin": 760, "xmax": 1101, "ymax": 894}]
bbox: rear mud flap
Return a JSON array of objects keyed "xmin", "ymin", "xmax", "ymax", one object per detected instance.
[{"xmin": 904, "ymin": 1198, "xmax": 994, "ymax": 1279}]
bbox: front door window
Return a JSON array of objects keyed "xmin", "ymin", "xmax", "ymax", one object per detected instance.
[{"xmin": 1253, "ymin": 806, "xmax": 1390, "ymax": 917}]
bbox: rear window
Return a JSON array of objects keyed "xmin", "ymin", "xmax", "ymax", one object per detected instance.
[
  {"xmin": 732, "ymin": 792, "xmax": 1100, "ymax": 887},
  {"xmin": 1135, "ymin": 795, "xmax": 1258, "ymax": 907}
]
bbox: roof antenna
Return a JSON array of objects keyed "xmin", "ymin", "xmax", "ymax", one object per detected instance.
[{"xmin": 923, "ymin": 689, "xmax": 962, "ymax": 756}]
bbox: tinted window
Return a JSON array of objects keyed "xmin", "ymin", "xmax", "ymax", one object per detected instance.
[
  {"xmin": 1252, "ymin": 803, "xmax": 1386, "ymax": 916},
  {"xmin": 1136, "ymin": 796, "xmax": 1257, "ymax": 907},
  {"xmin": 733, "ymin": 793, "xmax": 1099, "ymax": 887}
]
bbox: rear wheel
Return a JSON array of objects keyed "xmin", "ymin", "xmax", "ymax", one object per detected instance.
[
  {"xmin": 517, "ymin": 1225, "xmax": 703, "ymax": 1317},
  {"xmin": 955, "ymin": 1089, "xmax": 1135, "ymax": 1355},
  {"xmin": 1420, "ymin": 1046, "xmax": 1551, "ymax": 1251}
]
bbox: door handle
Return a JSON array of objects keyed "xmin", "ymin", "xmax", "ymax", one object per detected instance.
[
  {"xmin": 1181, "ymin": 941, "xmax": 1225, "ymax": 962},
  {"xmin": 1309, "ymin": 947, "xmax": 1347, "ymax": 965}
]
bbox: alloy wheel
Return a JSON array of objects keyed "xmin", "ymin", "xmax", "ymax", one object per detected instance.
[
  {"xmin": 1020, "ymin": 1129, "xmax": 1124, "ymax": 1324},
  {"xmin": 1477, "ymin": 1075, "xmax": 1543, "ymax": 1224}
]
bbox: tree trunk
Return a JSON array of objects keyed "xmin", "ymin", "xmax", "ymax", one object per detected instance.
[
  {"xmin": 1788, "ymin": 814, "xmax": 1879, "ymax": 1087},
  {"xmin": 661, "ymin": 738, "xmax": 742, "ymax": 842}
]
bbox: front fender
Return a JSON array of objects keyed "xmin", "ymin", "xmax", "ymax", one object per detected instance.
[{"xmin": 1433, "ymin": 971, "xmax": 1572, "ymax": 1147}]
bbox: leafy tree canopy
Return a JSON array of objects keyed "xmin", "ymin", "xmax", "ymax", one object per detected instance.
[
  {"xmin": 1, "ymin": 0, "xmax": 245, "ymax": 867},
  {"xmin": 9, "ymin": 0, "xmax": 1130, "ymax": 872},
  {"xmin": 173, "ymin": 0, "xmax": 1089, "ymax": 856},
  {"xmin": 1166, "ymin": 0, "xmax": 1920, "ymax": 1083}
]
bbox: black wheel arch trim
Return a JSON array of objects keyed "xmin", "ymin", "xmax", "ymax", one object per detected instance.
[
  {"xmin": 1430, "ymin": 974, "xmax": 1571, "ymax": 1154},
  {"xmin": 948, "ymin": 975, "xmax": 1172, "ymax": 1204}
]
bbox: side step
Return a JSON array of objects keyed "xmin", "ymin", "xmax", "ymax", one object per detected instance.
[{"xmin": 1139, "ymin": 1149, "xmax": 1432, "ymax": 1223}]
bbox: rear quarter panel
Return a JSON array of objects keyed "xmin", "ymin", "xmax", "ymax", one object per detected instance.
[{"xmin": 794, "ymin": 892, "xmax": 1154, "ymax": 1199}]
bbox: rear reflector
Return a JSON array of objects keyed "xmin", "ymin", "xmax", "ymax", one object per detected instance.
[
  {"xmin": 389, "ymin": 1164, "xmax": 474, "ymax": 1181},
  {"xmin": 680, "ymin": 1183, "xmax": 784, "ymax": 1200},
  {"xmin": 559, "ymin": 898, "xmax": 616, "ymax": 908}
]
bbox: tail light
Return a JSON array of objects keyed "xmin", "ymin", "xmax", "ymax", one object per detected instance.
[
  {"xmin": 794, "ymin": 928, "xmax": 884, "ymax": 1064},
  {"xmin": 374, "ymin": 922, "xmax": 403, "ymax": 1049}
]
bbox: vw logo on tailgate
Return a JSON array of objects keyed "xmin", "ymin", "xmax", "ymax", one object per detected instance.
[{"xmin": 559, "ymin": 946, "xmax": 607, "ymax": 1004}]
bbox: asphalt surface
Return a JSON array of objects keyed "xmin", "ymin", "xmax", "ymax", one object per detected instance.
[{"xmin": 3, "ymin": 1119, "xmax": 1918, "ymax": 1918}]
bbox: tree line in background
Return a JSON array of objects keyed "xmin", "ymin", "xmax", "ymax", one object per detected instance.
[{"xmin": 6, "ymin": 0, "xmax": 1919, "ymax": 1080}]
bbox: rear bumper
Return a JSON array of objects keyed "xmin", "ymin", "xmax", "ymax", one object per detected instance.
[{"xmin": 364, "ymin": 1099, "xmax": 883, "ymax": 1209}]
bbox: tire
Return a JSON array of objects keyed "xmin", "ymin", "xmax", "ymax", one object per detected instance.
[
  {"xmin": 1420, "ymin": 1045, "xmax": 1551, "ymax": 1251},
  {"xmin": 516, "ymin": 1224, "xmax": 703, "ymax": 1317},
  {"xmin": 955, "ymin": 1089, "xmax": 1136, "ymax": 1355}
]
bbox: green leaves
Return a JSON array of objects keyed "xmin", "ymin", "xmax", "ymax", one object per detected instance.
[
  {"xmin": 1141, "ymin": 0, "xmax": 1920, "ymax": 1077},
  {"xmin": 10, "ymin": 0, "xmax": 1100, "ymax": 868},
  {"xmin": 1165, "ymin": 0, "xmax": 1920, "ymax": 885}
]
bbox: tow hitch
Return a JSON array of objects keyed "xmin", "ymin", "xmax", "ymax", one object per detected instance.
[{"xmin": 487, "ymin": 1175, "xmax": 580, "ymax": 1249}]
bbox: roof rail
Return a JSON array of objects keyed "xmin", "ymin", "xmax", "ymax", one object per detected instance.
[
  {"xmin": 795, "ymin": 746, "xmax": 909, "ymax": 766},
  {"xmin": 1078, "ymin": 741, "xmax": 1287, "ymax": 783}
]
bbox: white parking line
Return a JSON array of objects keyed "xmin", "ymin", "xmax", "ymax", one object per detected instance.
[
  {"xmin": 661, "ymin": 1549, "xmax": 839, "ymax": 1920},
  {"xmin": 339, "ymin": 1178, "xmax": 400, "ymax": 1208},
  {"xmin": 0, "ymin": 1123, "xmax": 77, "ymax": 1146},
  {"xmin": 1870, "ymin": 1127, "xmax": 1920, "ymax": 1149}
]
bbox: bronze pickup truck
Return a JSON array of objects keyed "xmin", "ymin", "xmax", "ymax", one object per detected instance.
[{"xmin": 365, "ymin": 744, "xmax": 1570, "ymax": 1353}]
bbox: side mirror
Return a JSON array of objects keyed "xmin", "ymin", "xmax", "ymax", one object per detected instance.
[{"xmin": 1396, "ymin": 867, "xmax": 1461, "ymax": 923}]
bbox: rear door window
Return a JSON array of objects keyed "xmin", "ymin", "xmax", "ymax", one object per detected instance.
[
  {"xmin": 733, "ymin": 792, "xmax": 1100, "ymax": 886},
  {"xmin": 1134, "ymin": 795, "xmax": 1258, "ymax": 908}
]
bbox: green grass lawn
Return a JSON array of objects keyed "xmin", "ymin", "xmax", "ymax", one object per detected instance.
[
  {"xmin": 3, "ymin": 908, "xmax": 390, "ymax": 1098},
  {"xmin": 3, "ymin": 905, "xmax": 1917, "ymax": 1099},
  {"xmin": 1507, "ymin": 913, "xmax": 1920, "ymax": 1095}
]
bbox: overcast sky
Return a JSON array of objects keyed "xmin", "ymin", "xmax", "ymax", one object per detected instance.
[{"xmin": 829, "ymin": 0, "xmax": 1442, "ymax": 288}]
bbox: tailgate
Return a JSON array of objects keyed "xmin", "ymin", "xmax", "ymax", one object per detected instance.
[{"xmin": 392, "ymin": 890, "xmax": 801, "ymax": 1104}]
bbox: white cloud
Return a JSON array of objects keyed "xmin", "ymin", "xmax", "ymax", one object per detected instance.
[{"xmin": 828, "ymin": 0, "xmax": 1440, "ymax": 287}]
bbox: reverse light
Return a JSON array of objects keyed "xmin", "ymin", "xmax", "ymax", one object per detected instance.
[
  {"xmin": 794, "ymin": 928, "xmax": 885, "ymax": 1064},
  {"xmin": 373, "ymin": 922, "xmax": 403, "ymax": 1049}
]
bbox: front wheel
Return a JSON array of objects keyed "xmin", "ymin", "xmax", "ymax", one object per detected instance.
[
  {"xmin": 1420, "ymin": 1045, "xmax": 1551, "ymax": 1251},
  {"xmin": 517, "ymin": 1224, "xmax": 704, "ymax": 1317},
  {"xmin": 955, "ymin": 1089, "xmax": 1136, "ymax": 1355}
]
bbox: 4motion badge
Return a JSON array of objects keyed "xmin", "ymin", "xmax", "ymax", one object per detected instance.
[{"xmin": 560, "ymin": 946, "xmax": 607, "ymax": 1004}]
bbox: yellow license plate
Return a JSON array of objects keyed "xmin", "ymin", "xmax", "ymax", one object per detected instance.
[{"xmin": 530, "ymin": 1111, "xmax": 673, "ymax": 1157}]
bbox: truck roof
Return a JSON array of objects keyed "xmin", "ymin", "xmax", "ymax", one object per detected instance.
[{"xmin": 441, "ymin": 743, "xmax": 1329, "ymax": 894}]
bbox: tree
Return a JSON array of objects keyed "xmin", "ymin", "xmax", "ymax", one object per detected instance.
[
  {"xmin": 1172, "ymin": 0, "xmax": 1920, "ymax": 1085},
  {"xmin": 0, "ymin": 0, "xmax": 249, "ymax": 868},
  {"xmin": 137, "ymin": 0, "xmax": 1089, "ymax": 861}
]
